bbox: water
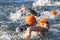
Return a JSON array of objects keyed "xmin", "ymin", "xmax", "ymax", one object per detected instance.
[
  {"xmin": 0, "ymin": 0, "xmax": 60, "ymax": 40},
  {"xmin": 0, "ymin": 0, "xmax": 35, "ymax": 3},
  {"xmin": 33, "ymin": 0, "xmax": 60, "ymax": 6}
]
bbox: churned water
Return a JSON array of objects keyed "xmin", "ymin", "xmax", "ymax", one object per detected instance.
[{"xmin": 0, "ymin": 0, "xmax": 60, "ymax": 40}]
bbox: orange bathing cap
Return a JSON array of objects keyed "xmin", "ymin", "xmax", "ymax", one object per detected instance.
[
  {"xmin": 50, "ymin": 11, "xmax": 58, "ymax": 16},
  {"xmin": 38, "ymin": 18, "xmax": 48, "ymax": 27},
  {"xmin": 26, "ymin": 15, "xmax": 36, "ymax": 25},
  {"xmin": 40, "ymin": 18, "xmax": 48, "ymax": 23}
]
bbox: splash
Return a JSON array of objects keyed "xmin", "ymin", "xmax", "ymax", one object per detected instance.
[{"xmin": 33, "ymin": 0, "xmax": 60, "ymax": 7}]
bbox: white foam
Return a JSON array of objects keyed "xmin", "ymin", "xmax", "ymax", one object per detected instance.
[
  {"xmin": 33, "ymin": 0, "xmax": 60, "ymax": 7},
  {"xmin": 9, "ymin": 10, "xmax": 21, "ymax": 21},
  {"xmin": 0, "ymin": 32, "xmax": 11, "ymax": 40}
]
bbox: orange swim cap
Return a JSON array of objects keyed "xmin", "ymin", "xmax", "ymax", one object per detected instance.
[
  {"xmin": 40, "ymin": 18, "xmax": 48, "ymax": 23},
  {"xmin": 38, "ymin": 18, "xmax": 48, "ymax": 27},
  {"xmin": 38, "ymin": 23, "xmax": 45, "ymax": 27},
  {"xmin": 50, "ymin": 11, "xmax": 58, "ymax": 16},
  {"xmin": 26, "ymin": 15, "xmax": 36, "ymax": 25}
]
